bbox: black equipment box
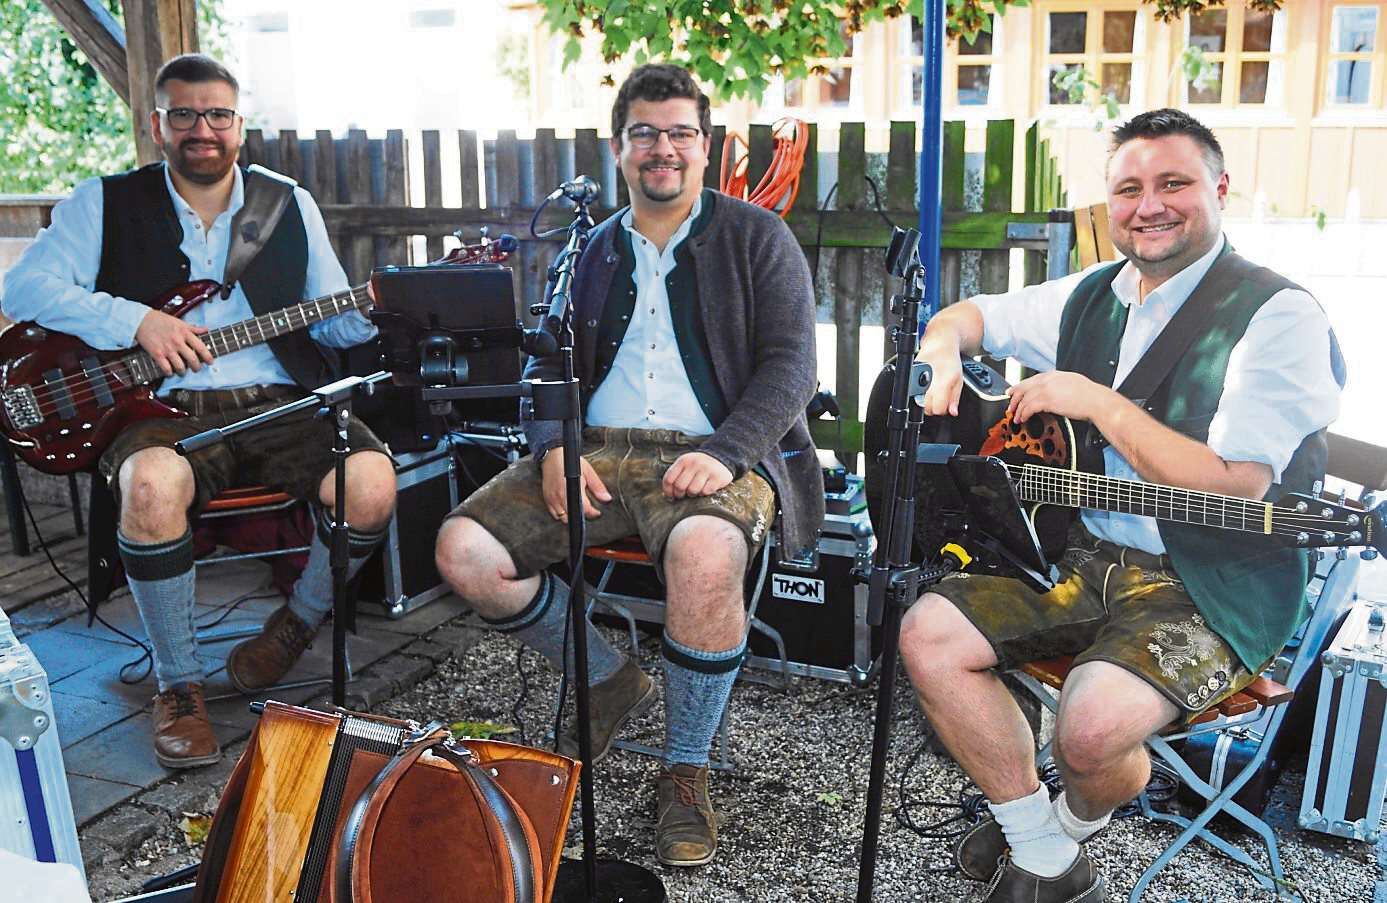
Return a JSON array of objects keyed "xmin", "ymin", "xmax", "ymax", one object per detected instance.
[
  {"xmin": 359, "ymin": 427, "xmax": 523, "ymax": 617},
  {"xmin": 744, "ymin": 474, "xmax": 878, "ymax": 684}
]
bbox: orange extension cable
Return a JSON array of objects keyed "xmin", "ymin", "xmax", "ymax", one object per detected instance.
[{"xmin": 719, "ymin": 117, "xmax": 809, "ymax": 218}]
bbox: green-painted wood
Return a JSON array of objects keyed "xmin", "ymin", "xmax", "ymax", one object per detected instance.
[
  {"xmin": 980, "ymin": 119, "xmax": 1015, "ymax": 294},
  {"xmin": 942, "ymin": 120, "xmax": 965, "ymax": 212},
  {"xmin": 799, "ymin": 123, "xmax": 819, "ymax": 213},
  {"xmin": 837, "ymin": 122, "xmax": 866, "ymax": 209},
  {"xmin": 1025, "ymin": 122, "xmax": 1039, "ymax": 212},
  {"xmin": 809, "ymin": 419, "xmax": 864, "ymax": 454},
  {"xmin": 748, "ymin": 123, "xmax": 772, "ymax": 200},
  {"xmin": 706, "ymin": 124, "xmax": 725, "ymax": 190},
  {"xmin": 886, "ymin": 121, "xmax": 915, "ymax": 213}
]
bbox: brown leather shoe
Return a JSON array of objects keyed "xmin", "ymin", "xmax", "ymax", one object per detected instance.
[
  {"xmin": 556, "ymin": 658, "xmax": 654, "ymax": 763},
  {"xmin": 956, "ymin": 815, "xmax": 1007, "ymax": 882},
  {"xmin": 655, "ymin": 763, "xmax": 717, "ymax": 867},
  {"xmin": 981, "ymin": 850, "xmax": 1105, "ymax": 903},
  {"xmin": 151, "ymin": 682, "xmax": 220, "ymax": 769},
  {"xmin": 225, "ymin": 605, "xmax": 317, "ymax": 693}
]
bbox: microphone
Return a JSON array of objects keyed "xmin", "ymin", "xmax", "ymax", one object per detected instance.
[
  {"xmin": 493, "ymin": 233, "xmax": 519, "ymax": 253},
  {"xmin": 546, "ymin": 176, "xmax": 600, "ymax": 205}
]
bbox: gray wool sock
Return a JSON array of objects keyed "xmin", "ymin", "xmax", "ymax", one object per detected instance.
[
  {"xmin": 661, "ymin": 632, "xmax": 745, "ymax": 767},
  {"xmin": 118, "ymin": 530, "xmax": 202, "ymax": 691},
  {"xmin": 482, "ymin": 571, "xmax": 623, "ymax": 685}
]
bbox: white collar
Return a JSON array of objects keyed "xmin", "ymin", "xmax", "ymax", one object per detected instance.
[
  {"xmin": 161, "ymin": 162, "xmax": 243, "ymax": 221},
  {"xmin": 1109, "ymin": 235, "xmax": 1225, "ymax": 314}
]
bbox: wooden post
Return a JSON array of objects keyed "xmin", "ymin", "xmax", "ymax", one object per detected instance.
[
  {"xmin": 123, "ymin": 0, "xmax": 199, "ymax": 166},
  {"xmin": 38, "ymin": 0, "xmax": 130, "ymax": 103}
]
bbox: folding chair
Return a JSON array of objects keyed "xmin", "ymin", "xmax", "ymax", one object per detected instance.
[
  {"xmin": 580, "ymin": 530, "xmax": 774, "ymax": 770},
  {"xmin": 1010, "ymin": 548, "xmax": 1363, "ymax": 902}
]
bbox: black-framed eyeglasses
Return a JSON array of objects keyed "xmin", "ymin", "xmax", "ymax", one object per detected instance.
[
  {"xmin": 625, "ymin": 124, "xmax": 703, "ymax": 150},
  {"xmin": 157, "ymin": 107, "xmax": 239, "ymax": 131}
]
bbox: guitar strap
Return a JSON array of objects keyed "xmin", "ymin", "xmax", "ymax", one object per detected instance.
[{"xmin": 219, "ymin": 164, "xmax": 297, "ymax": 299}]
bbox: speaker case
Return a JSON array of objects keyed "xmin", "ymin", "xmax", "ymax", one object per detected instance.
[{"xmin": 376, "ymin": 440, "xmax": 459, "ymax": 618}]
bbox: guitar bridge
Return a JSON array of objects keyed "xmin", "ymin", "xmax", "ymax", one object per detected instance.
[{"xmin": 2, "ymin": 386, "xmax": 41, "ymax": 430}]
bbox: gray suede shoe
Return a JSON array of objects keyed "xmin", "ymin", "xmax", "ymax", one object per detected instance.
[{"xmin": 556, "ymin": 658, "xmax": 654, "ymax": 763}]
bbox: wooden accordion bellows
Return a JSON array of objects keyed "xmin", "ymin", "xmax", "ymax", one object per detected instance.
[{"xmin": 192, "ymin": 701, "xmax": 580, "ymax": 903}]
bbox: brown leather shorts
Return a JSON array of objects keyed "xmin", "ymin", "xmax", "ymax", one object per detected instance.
[
  {"xmin": 99, "ymin": 385, "xmax": 390, "ymax": 516},
  {"xmin": 929, "ymin": 525, "xmax": 1259, "ymax": 719},
  {"xmin": 450, "ymin": 426, "xmax": 776, "ymax": 580}
]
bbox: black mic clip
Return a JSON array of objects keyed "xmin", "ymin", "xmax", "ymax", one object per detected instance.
[{"xmin": 546, "ymin": 175, "xmax": 601, "ymax": 206}]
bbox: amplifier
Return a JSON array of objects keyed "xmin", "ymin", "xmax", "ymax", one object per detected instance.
[
  {"xmin": 360, "ymin": 427, "xmax": 522, "ymax": 618},
  {"xmin": 744, "ymin": 474, "xmax": 878, "ymax": 684},
  {"xmin": 1299, "ymin": 598, "xmax": 1387, "ymax": 842}
]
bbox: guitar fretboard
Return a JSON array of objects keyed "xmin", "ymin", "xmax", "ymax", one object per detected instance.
[
  {"xmin": 1015, "ymin": 464, "xmax": 1274, "ymax": 535},
  {"xmin": 121, "ymin": 284, "xmax": 372, "ymax": 384}
]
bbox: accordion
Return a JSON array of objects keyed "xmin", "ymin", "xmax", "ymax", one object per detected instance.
[{"xmin": 192, "ymin": 701, "xmax": 580, "ymax": 903}]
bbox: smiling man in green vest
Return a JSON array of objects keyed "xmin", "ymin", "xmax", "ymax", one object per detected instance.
[{"xmin": 899, "ymin": 109, "xmax": 1344, "ymax": 901}]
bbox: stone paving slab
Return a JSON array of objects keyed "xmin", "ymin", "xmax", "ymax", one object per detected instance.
[
  {"xmin": 52, "ymin": 690, "xmax": 143, "ymax": 747},
  {"xmin": 66, "ymin": 774, "xmax": 143, "ymax": 828}
]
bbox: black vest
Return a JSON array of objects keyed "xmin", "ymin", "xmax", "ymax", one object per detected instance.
[{"xmin": 95, "ymin": 163, "xmax": 329, "ymax": 389}]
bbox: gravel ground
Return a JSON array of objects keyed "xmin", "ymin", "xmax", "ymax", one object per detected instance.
[{"xmin": 83, "ymin": 609, "xmax": 1378, "ymax": 902}]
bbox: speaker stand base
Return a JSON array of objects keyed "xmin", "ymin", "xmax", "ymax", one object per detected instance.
[{"xmin": 552, "ymin": 857, "xmax": 667, "ymax": 902}]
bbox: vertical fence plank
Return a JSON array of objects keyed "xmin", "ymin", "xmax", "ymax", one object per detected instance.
[
  {"xmin": 574, "ymin": 129, "xmax": 602, "ymax": 190},
  {"xmin": 882, "ymin": 121, "xmax": 916, "ymax": 357},
  {"xmin": 833, "ymin": 123, "xmax": 866, "ymax": 469},
  {"xmin": 979, "ymin": 119, "xmax": 1014, "ymax": 294},
  {"xmin": 800, "ymin": 123, "xmax": 819, "ymax": 215},
  {"xmin": 422, "ymin": 130, "xmax": 444, "ymax": 262},
  {"xmin": 344, "ymin": 129, "xmax": 372, "ymax": 284},
  {"xmin": 747, "ymin": 123, "xmax": 772, "ymax": 203},
  {"xmin": 941, "ymin": 120, "xmax": 966, "ymax": 214},
  {"xmin": 243, "ymin": 129, "xmax": 266, "ymax": 168},
  {"xmin": 277, "ymin": 129, "xmax": 301, "ymax": 182},
  {"xmin": 1023, "ymin": 123, "xmax": 1046, "ymax": 287},
  {"xmin": 706, "ymin": 124, "xmax": 726, "ymax": 191},
  {"xmin": 458, "ymin": 130, "xmax": 480, "ymax": 212},
  {"xmin": 383, "ymin": 129, "xmax": 408, "ymax": 266},
  {"xmin": 494, "ymin": 130, "xmax": 521, "ymax": 210},
  {"xmin": 312, "ymin": 130, "xmax": 344, "ymax": 267},
  {"xmin": 521, "ymin": 128, "xmax": 562, "ymax": 310}
]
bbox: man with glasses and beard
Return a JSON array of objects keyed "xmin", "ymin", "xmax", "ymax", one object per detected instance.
[
  {"xmin": 2, "ymin": 54, "xmax": 396, "ymax": 768},
  {"xmin": 435, "ymin": 63, "xmax": 822, "ymax": 866}
]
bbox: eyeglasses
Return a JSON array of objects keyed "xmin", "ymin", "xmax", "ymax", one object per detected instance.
[
  {"xmin": 625, "ymin": 125, "xmax": 703, "ymax": 150},
  {"xmin": 157, "ymin": 107, "xmax": 239, "ymax": 131}
]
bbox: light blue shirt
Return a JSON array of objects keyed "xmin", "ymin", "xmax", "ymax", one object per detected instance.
[
  {"xmin": 584, "ymin": 195, "xmax": 714, "ymax": 436},
  {"xmin": 1, "ymin": 163, "xmax": 374, "ymax": 395},
  {"xmin": 971, "ymin": 236, "xmax": 1342, "ymax": 554}
]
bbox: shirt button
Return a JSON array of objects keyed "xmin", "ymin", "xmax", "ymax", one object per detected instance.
[
  {"xmin": 647, "ymin": 409, "xmax": 655, "ymax": 416},
  {"xmin": 650, "ymin": 344, "xmax": 656, "ymax": 350},
  {"xmin": 587, "ymin": 319, "xmax": 598, "ymax": 328},
  {"xmin": 649, "ymin": 308, "xmax": 655, "ymax": 314},
  {"xmin": 648, "ymin": 373, "xmax": 654, "ymax": 379}
]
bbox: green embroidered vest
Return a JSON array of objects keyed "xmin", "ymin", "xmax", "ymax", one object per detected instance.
[{"xmin": 1056, "ymin": 245, "xmax": 1340, "ymax": 671}]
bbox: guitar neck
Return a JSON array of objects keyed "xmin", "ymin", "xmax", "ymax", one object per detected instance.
[
  {"xmin": 123, "ymin": 284, "xmax": 372, "ymax": 383},
  {"xmin": 1016, "ymin": 464, "xmax": 1277, "ymax": 535}
]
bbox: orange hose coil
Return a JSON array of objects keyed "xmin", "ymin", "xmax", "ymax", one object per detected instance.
[{"xmin": 718, "ymin": 117, "xmax": 809, "ymax": 219}]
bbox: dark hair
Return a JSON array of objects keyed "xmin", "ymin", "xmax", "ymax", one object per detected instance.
[
  {"xmin": 155, "ymin": 54, "xmax": 239, "ymax": 104},
  {"xmin": 610, "ymin": 64, "xmax": 712, "ymax": 143},
  {"xmin": 1110, "ymin": 108, "xmax": 1224, "ymax": 175}
]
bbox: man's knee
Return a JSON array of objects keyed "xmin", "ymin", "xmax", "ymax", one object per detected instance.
[
  {"xmin": 118, "ymin": 448, "xmax": 194, "ymax": 538},
  {"xmin": 899, "ymin": 592, "xmax": 994, "ymax": 679},
  {"xmin": 322, "ymin": 451, "xmax": 395, "ymax": 530},
  {"xmin": 1055, "ymin": 664, "xmax": 1174, "ymax": 776},
  {"xmin": 435, "ymin": 516, "xmax": 508, "ymax": 593},
  {"xmin": 664, "ymin": 516, "xmax": 747, "ymax": 594}
]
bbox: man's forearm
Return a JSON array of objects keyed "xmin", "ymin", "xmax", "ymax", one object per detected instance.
[
  {"xmin": 1093, "ymin": 395, "xmax": 1273, "ymax": 499},
  {"xmin": 919, "ymin": 300, "xmax": 985, "ymax": 359}
]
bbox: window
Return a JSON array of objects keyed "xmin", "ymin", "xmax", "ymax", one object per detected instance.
[
  {"xmin": 1181, "ymin": 6, "xmax": 1287, "ymax": 106},
  {"xmin": 890, "ymin": 14, "xmax": 1000, "ymax": 112},
  {"xmin": 1041, "ymin": 6, "xmax": 1143, "ymax": 108},
  {"xmin": 1326, "ymin": 5, "xmax": 1382, "ymax": 105},
  {"xmin": 782, "ymin": 23, "xmax": 860, "ymax": 114}
]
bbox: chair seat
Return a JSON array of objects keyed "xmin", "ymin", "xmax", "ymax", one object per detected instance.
[
  {"xmin": 1019, "ymin": 655, "xmax": 1292, "ymax": 726},
  {"xmin": 585, "ymin": 535, "xmax": 653, "ymax": 564},
  {"xmin": 202, "ymin": 486, "xmax": 297, "ymax": 515}
]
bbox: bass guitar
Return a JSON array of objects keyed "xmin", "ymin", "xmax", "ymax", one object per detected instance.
[
  {"xmin": 863, "ymin": 356, "xmax": 1383, "ymax": 568},
  {"xmin": 0, "ymin": 233, "xmax": 514, "ymax": 475}
]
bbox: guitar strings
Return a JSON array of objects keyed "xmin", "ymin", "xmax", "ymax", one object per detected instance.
[
  {"xmin": 17, "ymin": 285, "xmax": 371, "ymax": 414},
  {"xmin": 1006, "ymin": 463, "xmax": 1364, "ymax": 539}
]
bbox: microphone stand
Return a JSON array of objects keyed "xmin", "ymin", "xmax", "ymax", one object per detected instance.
[{"xmin": 175, "ymin": 371, "xmax": 393, "ymax": 707}]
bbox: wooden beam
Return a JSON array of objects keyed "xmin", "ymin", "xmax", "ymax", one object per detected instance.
[
  {"xmin": 124, "ymin": 0, "xmax": 199, "ymax": 165},
  {"xmin": 39, "ymin": 0, "xmax": 129, "ymax": 104}
]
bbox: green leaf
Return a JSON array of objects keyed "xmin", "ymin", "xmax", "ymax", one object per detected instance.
[
  {"xmin": 563, "ymin": 36, "xmax": 584, "ymax": 67},
  {"xmin": 450, "ymin": 720, "xmax": 519, "ymax": 740}
]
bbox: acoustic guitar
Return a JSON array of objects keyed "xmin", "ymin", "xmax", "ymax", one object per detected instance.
[
  {"xmin": 862, "ymin": 356, "xmax": 1383, "ymax": 568},
  {"xmin": 0, "ymin": 234, "xmax": 513, "ymax": 475}
]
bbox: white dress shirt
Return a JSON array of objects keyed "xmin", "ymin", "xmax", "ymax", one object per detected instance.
[
  {"xmin": 971, "ymin": 236, "xmax": 1342, "ymax": 554},
  {"xmin": 584, "ymin": 194, "xmax": 715, "ymax": 436},
  {"xmin": 1, "ymin": 163, "xmax": 374, "ymax": 395}
]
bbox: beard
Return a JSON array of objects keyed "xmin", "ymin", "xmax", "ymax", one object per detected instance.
[
  {"xmin": 636, "ymin": 162, "xmax": 686, "ymax": 203},
  {"xmin": 162, "ymin": 136, "xmax": 237, "ymax": 185}
]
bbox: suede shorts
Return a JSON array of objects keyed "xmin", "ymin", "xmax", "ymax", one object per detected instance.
[
  {"xmin": 930, "ymin": 525, "xmax": 1259, "ymax": 720},
  {"xmin": 99, "ymin": 386, "xmax": 390, "ymax": 517},
  {"xmin": 450, "ymin": 426, "xmax": 776, "ymax": 580}
]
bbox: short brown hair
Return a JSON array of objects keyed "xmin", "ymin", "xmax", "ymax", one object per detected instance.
[
  {"xmin": 155, "ymin": 54, "xmax": 239, "ymax": 105},
  {"xmin": 1111, "ymin": 108, "xmax": 1225, "ymax": 177},
  {"xmin": 611, "ymin": 64, "xmax": 712, "ymax": 144}
]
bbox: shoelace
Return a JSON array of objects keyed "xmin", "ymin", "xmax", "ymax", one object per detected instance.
[
  {"xmin": 163, "ymin": 688, "xmax": 199, "ymax": 719},
  {"xmin": 272, "ymin": 611, "xmax": 314, "ymax": 656},
  {"xmin": 666, "ymin": 772, "xmax": 702, "ymax": 809}
]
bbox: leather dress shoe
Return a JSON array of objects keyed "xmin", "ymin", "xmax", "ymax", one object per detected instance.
[
  {"xmin": 151, "ymin": 682, "xmax": 220, "ymax": 768},
  {"xmin": 556, "ymin": 658, "xmax": 654, "ymax": 764},
  {"xmin": 980, "ymin": 849, "xmax": 1105, "ymax": 903},
  {"xmin": 656, "ymin": 763, "xmax": 718, "ymax": 867},
  {"xmin": 955, "ymin": 815, "xmax": 1007, "ymax": 882},
  {"xmin": 226, "ymin": 605, "xmax": 317, "ymax": 692}
]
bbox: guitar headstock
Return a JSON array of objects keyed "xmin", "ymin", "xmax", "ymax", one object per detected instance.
[
  {"xmin": 1276, "ymin": 491, "xmax": 1383, "ymax": 553},
  {"xmin": 431, "ymin": 229, "xmax": 518, "ymax": 266}
]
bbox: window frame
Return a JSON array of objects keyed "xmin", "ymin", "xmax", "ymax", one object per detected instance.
[
  {"xmin": 1036, "ymin": 2, "xmax": 1146, "ymax": 114},
  {"xmin": 888, "ymin": 13, "xmax": 1004, "ymax": 116},
  {"xmin": 1322, "ymin": 3, "xmax": 1387, "ymax": 109},
  {"xmin": 780, "ymin": 24, "xmax": 865, "ymax": 120},
  {"xmin": 1177, "ymin": 4, "xmax": 1289, "ymax": 108}
]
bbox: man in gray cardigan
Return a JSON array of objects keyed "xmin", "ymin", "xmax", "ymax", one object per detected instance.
[{"xmin": 435, "ymin": 63, "xmax": 822, "ymax": 866}]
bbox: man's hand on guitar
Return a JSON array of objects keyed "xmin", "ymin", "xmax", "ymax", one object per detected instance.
[
  {"xmin": 663, "ymin": 451, "xmax": 733, "ymax": 499},
  {"xmin": 135, "ymin": 310, "xmax": 213, "ymax": 376},
  {"xmin": 914, "ymin": 344, "xmax": 964, "ymax": 417},
  {"xmin": 540, "ymin": 447, "xmax": 611, "ymax": 521},
  {"xmin": 1006, "ymin": 371, "xmax": 1119, "ymax": 425}
]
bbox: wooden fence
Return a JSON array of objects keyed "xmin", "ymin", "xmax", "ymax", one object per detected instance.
[{"xmin": 231, "ymin": 119, "xmax": 1066, "ymax": 455}]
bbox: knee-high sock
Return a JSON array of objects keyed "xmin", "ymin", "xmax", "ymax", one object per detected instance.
[
  {"xmin": 661, "ymin": 632, "xmax": 745, "ymax": 767},
  {"xmin": 287, "ymin": 508, "xmax": 388, "ymax": 626},
  {"xmin": 481, "ymin": 571, "xmax": 623, "ymax": 684},
  {"xmin": 988, "ymin": 784, "xmax": 1079, "ymax": 878},
  {"xmin": 1054, "ymin": 790, "xmax": 1111, "ymax": 842},
  {"xmin": 117, "ymin": 530, "xmax": 200, "ymax": 691}
]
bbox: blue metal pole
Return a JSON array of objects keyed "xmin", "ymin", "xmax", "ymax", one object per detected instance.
[{"xmin": 918, "ymin": 0, "xmax": 945, "ymax": 323}]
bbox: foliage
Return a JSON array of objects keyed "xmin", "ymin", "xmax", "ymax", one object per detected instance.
[
  {"xmin": 535, "ymin": 0, "xmax": 1285, "ymax": 102},
  {"xmin": 450, "ymin": 720, "xmax": 518, "ymax": 740},
  {"xmin": 0, "ymin": 0, "xmax": 232, "ymax": 194}
]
